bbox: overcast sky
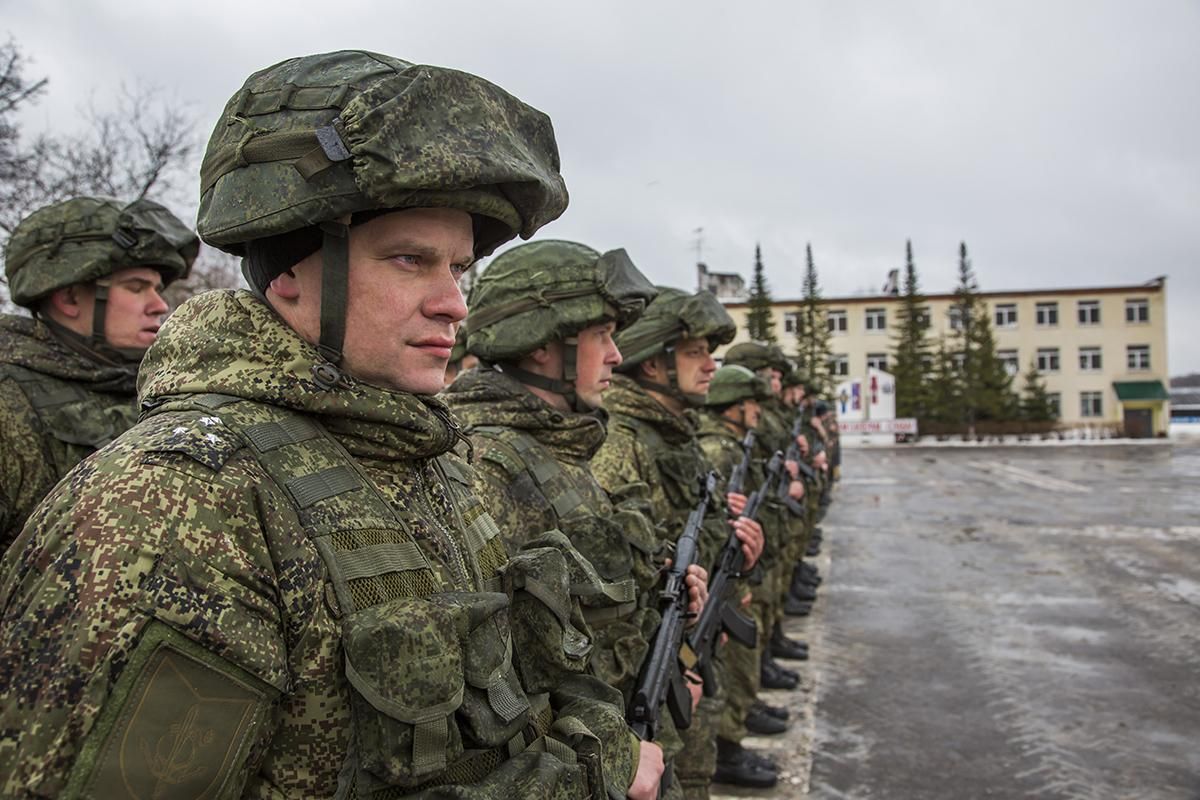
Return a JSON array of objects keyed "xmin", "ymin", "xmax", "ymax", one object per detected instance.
[{"xmin": 7, "ymin": 0, "xmax": 1199, "ymax": 373}]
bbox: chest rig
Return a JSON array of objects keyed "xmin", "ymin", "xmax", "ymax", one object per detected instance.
[
  {"xmin": 147, "ymin": 394, "xmax": 587, "ymax": 798},
  {"xmin": 0, "ymin": 363, "xmax": 137, "ymax": 477},
  {"xmin": 471, "ymin": 425, "xmax": 638, "ymax": 627}
]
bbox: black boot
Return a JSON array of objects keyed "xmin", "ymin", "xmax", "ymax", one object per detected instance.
[
  {"xmin": 743, "ymin": 747, "xmax": 778, "ymax": 771},
  {"xmin": 745, "ymin": 704, "xmax": 789, "ymax": 734},
  {"xmin": 805, "ymin": 538, "xmax": 821, "ymax": 557},
  {"xmin": 790, "ymin": 581, "xmax": 817, "ymax": 602},
  {"xmin": 800, "ymin": 561, "xmax": 822, "ymax": 585},
  {"xmin": 770, "ymin": 622, "xmax": 809, "ymax": 661},
  {"xmin": 714, "ymin": 738, "xmax": 778, "ymax": 788},
  {"xmin": 752, "ymin": 698, "xmax": 789, "ymax": 721},
  {"xmin": 760, "ymin": 655, "xmax": 800, "ymax": 690},
  {"xmin": 784, "ymin": 595, "xmax": 813, "ymax": 617}
]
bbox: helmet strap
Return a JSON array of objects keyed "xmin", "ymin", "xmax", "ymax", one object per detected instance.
[
  {"xmin": 91, "ymin": 278, "xmax": 110, "ymax": 346},
  {"xmin": 505, "ymin": 335, "xmax": 586, "ymax": 412},
  {"xmin": 312, "ymin": 221, "xmax": 352, "ymax": 389}
]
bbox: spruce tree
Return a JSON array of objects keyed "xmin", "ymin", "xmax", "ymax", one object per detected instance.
[
  {"xmin": 927, "ymin": 336, "xmax": 962, "ymax": 425},
  {"xmin": 745, "ymin": 243, "xmax": 777, "ymax": 343},
  {"xmin": 1019, "ymin": 361, "xmax": 1057, "ymax": 421},
  {"xmin": 951, "ymin": 242, "xmax": 1016, "ymax": 430},
  {"xmin": 890, "ymin": 239, "xmax": 931, "ymax": 421},
  {"xmin": 794, "ymin": 243, "xmax": 833, "ymax": 395}
]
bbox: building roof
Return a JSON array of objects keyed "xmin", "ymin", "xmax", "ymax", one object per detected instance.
[
  {"xmin": 723, "ymin": 277, "xmax": 1167, "ymax": 308},
  {"xmin": 1112, "ymin": 380, "xmax": 1170, "ymax": 402}
]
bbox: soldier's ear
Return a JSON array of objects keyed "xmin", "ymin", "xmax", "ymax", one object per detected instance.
[
  {"xmin": 268, "ymin": 268, "xmax": 302, "ymax": 301},
  {"xmin": 527, "ymin": 344, "xmax": 554, "ymax": 367},
  {"xmin": 46, "ymin": 284, "xmax": 86, "ymax": 320},
  {"xmin": 638, "ymin": 355, "xmax": 662, "ymax": 381}
]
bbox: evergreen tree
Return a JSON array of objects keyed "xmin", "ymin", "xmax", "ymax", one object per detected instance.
[
  {"xmin": 1019, "ymin": 361, "xmax": 1057, "ymax": 421},
  {"xmin": 951, "ymin": 242, "xmax": 1016, "ymax": 430},
  {"xmin": 793, "ymin": 242, "xmax": 832, "ymax": 394},
  {"xmin": 745, "ymin": 243, "xmax": 777, "ymax": 343},
  {"xmin": 927, "ymin": 336, "xmax": 961, "ymax": 424},
  {"xmin": 890, "ymin": 239, "xmax": 932, "ymax": 421}
]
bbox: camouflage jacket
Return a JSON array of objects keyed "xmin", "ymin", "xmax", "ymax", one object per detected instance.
[
  {"xmin": 0, "ymin": 314, "xmax": 140, "ymax": 552},
  {"xmin": 0, "ymin": 290, "xmax": 626, "ymax": 800},
  {"xmin": 589, "ymin": 376, "xmax": 727, "ymax": 575},
  {"xmin": 695, "ymin": 412, "xmax": 788, "ymax": 572},
  {"xmin": 442, "ymin": 367, "xmax": 667, "ymax": 790}
]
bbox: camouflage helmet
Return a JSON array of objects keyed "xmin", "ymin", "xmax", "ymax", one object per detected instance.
[
  {"xmin": 616, "ymin": 288, "xmax": 735, "ymax": 406},
  {"xmin": 723, "ymin": 341, "xmax": 776, "ymax": 373},
  {"xmin": 782, "ymin": 365, "xmax": 809, "ymax": 388},
  {"xmin": 5, "ymin": 196, "xmax": 198, "ymax": 308},
  {"xmin": 465, "ymin": 240, "xmax": 656, "ymax": 362},
  {"xmin": 766, "ymin": 344, "xmax": 791, "ymax": 372},
  {"xmin": 196, "ymin": 50, "xmax": 568, "ymax": 383},
  {"xmin": 465, "ymin": 240, "xmax": 655, "ymax": 410},
  {"xmin": 616, "ymin": 288, "xmax": 736, "ymax": 368},
  {"xmin": 705, "ymin": 364, "xmax": 772, "ymax": 407}
]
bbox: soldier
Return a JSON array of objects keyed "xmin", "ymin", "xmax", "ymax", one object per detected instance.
[
  {"xmin": 443, "ymin": 239, "xmax": 698, "ymax": 799},
  {"xmin": 0, "ymin": 196, "xmax": 197, "ymax": 549},
  {"xmin": 721, "ymin": 343, "xmax": 803, "ymax": 689},
  {"xmin": 0, "ymin": 51, "xmax": 630, "ymax": 799},
  {"xmin": 591, "ymin": 288, "xmax": 765, "ymax": 800},
  {"xmin": 695, "ymin": 365, "xmax": 791, "ymax": 786}
]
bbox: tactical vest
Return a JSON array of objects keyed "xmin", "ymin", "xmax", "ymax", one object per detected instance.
[
  {"xmin": 144, "ymin": 394, "xmax": 601, "ymax": 798},
  {"xmin": 470, "ymin": 425, "xmax": 638, "ymax": 627},
  {"xmin": 0, "ymin": 362, "xmax": 137, "ymax": 477}
]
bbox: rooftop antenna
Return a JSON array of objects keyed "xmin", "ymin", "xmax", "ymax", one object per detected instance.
[{"xmin": 693, "ymin": 227, "xmax": 705, "ymax": 264}]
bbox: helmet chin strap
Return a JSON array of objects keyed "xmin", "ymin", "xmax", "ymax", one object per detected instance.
[
  {"xmin": 506, "ymin": 336, "xmax": 590, "ymax": 413},
  {"xmin": 311, "ymin": 221, "xmax": 353, "ymax": 390},
  {"xmin": 635, "ymin": 345, "xmax": 706, "ymax": 407}
]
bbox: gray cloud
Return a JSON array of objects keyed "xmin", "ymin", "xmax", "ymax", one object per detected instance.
[{"xmin": 7, "ymin": 0, "xmax": 1198, "ymax": 371}]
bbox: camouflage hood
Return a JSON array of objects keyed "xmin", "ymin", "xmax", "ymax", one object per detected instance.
[
  {"xmin": 442, "ymin": 366, "xmax": 607, "ymax": 461},
  {"xmin": 602, "ymin": 374, "xmax": 698, "ymax": 446},
  {"xmin": 138, "ymin": 290, "xmax": 458, "ymax": 459},
  {"xmin": 0, "ymin": 314, "xmax": 138, "ymax": 393}
]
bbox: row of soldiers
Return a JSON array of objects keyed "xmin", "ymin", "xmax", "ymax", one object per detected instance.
[{"xmin": 0, "ymin": 48, "xmax": 836, "ymax": 800}]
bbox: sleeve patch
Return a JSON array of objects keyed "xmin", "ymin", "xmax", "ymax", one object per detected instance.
[{"xmin": 67, "ymin": 621, "xmax": 277, "ymax": 800}]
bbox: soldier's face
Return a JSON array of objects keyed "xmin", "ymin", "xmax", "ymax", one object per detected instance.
[
  {"xmin": 758, "ymin": 367, "xmax": 783, "ymax": 397},
  {"xmin": 92, "ymin": 266, "xmax": 169, "ymax": 350},
  {"xmin": 741, "ymin": 398, "xmax": 762, "ymax": 429},
  {"xmin": 289, "ymin": 208, "xmax": 473, "ymax": 394},
  {"xmin": 573, "ymin": 319, "xmax": 622, "ymax": 409},
  {"xmin": 674, "ymin": 336, "xmax": 717, "ymax": 397}
]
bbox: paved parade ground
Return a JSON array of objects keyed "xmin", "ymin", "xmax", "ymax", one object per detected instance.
[{"xmin": 718, "ymin": 442, "xmax": 1200, "ymax": 800}]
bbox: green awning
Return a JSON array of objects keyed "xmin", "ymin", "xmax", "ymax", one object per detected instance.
[{"xmin": 1112, "ymin": 380, "xmax": 1170, "ymax": 401}]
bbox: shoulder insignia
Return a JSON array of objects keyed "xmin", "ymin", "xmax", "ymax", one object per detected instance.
[{"xmin": 138, "ymin": 412, "xmax": 244, "ymax": 473}]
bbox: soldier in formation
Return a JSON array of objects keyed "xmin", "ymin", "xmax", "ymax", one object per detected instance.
[
  {"xmin": 0, "ymin": 50, "xmax": 631, "ymax": 799},
  {"xmin": 0, "ymin": 47, "xmax": 840, "ymax": 800},
  {"xmin": 0, "ymin": 196, "xmax": 197, "ymax": 548}
]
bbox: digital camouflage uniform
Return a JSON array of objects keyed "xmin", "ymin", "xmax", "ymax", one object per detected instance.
[
  {"xmin": 443, "ymin": 240, "xmax": 665, "ymax": 797},
  {"xmin": 0, "ymin": 196, "xmax": 197, "ymax": 550},
  {"xmin": 590, "ymin": 289, "xmax": 736, "ymax": 800},
  {"xmin": 0, "ymin": 51, "xmax": 625, "ymax": 800},
  {"xmin": 694, "ymin": 366, "xmax": 778, "ymax": 746}
]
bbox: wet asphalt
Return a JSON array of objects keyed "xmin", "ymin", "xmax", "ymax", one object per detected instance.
[{"xmin": 714, "ymin": 442, "xmax": 1200, "ymax": 800}]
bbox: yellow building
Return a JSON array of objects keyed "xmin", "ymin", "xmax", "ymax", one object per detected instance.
[{"xmin": 720, "ymin": 277, "xmax": 1170, "ymax": 435}]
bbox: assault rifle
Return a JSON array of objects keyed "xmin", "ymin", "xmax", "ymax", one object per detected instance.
[
  {"xmin": 785, "ymin": 416, "xmax": 819, "ymax": 485},
  {"xmin": 688, "ymin": 442, "xmax": 787, "ymax": 695},
  {"xmin": 627, "ymin": 471, "xmax": 716, "ymax": 742}
]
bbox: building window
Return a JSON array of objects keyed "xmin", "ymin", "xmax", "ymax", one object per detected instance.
[
  {"xmin": 1078, "ymin": 347, "xmax": 1102, "ymax": 372},
  {"xmin": 1047, "ymin": 393, "xmax": 1061, "ymax": 419},
  {"xmin": 1036, "ymin": 347, "xmax": 1060, "ymax": 373},
  {"xmin": 998, "ymin": 349, "xmax": 1019, "ymax": 375},
  {"xmin": 1126, "ymin": 298, "xmax": 1149, "ymax": 324},
  {"xmin": 1080, "ymin": 391, "xmax": 1103, "ymax": 418},
  {"xmin": 952, "ymin": 352, "xmax": 966, "ymax": 371},
  {"xmin": 827, "ymin": 309, "xmax": 848, "ymax": 334},
  {"xmin": 864, "ymin": 307, "xmax": 887, "ymax": 332},
  {"xmin": 866, "ymin": 353, "xmax": 888, "ymax": 371},
  {"xmin": 829, "ymin": 354, "xmax": 849, "ymax": 376},
  {"xmin": 783, "ymin": 311, "xmax": 799, "ymax": 334},
  {"xmin": 1127, "ymin": 344, "xmax": 1150, "ymax": 371},
  {"xmin": 1035, "ymin": 302, "xmax": 1059, "ymax": 327},
  {"xmin": 949, "ymin": 307, "xmax": 965, "ymax": 331},
  {"xmin": 1077, "ymin": 300, "xmax": 1100, "ymax": 325},
  {"xmin": 994, "ymin": 303, "xmax": 1018, "ymax": 328},
  {"xmin": 917, "ymin": 306, "xmax": 932, "ymax": 328},
  {"xmin": 920, "ymin": 353, "xmax": 934, "ymax": 374}
]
